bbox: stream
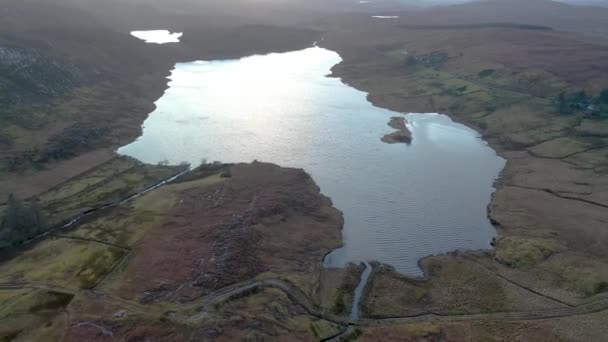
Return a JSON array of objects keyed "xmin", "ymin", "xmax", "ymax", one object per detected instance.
[{"xmin": 12, "ymin": 168, "xmax": 189, "ymax": 250}]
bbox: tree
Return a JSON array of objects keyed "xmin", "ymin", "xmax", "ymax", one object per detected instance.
[
  {"xmin": 572, "ymin": 91, "xmax": 590, "ymax": 106},
  {"xmin": 558, "ymin": 92, "xmax": 571, "ymax": 114},
  {"xmin": 0, "ymin": 194, "xmax": 48, "ymax": 247},
  {"xmin": 2, "ymin": 194, "xmax": 20, "ymax": 235},
  {"xmin": 406, "ymin": 55, "xmax": 417, "ymax": 66},
  {"xmin": 29, "ymin": 199, "xmax": 47, "ymax": 235},
  {"xmin": 599, "ymin": 89, "xmax": 608, "ymax": 105}
]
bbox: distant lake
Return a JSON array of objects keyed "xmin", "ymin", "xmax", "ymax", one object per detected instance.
[
  {"xmin": 131, "ymin": 30, "xmax": 182, "ymax": 44},
  {"xmin": 118, "ymin": 47, "xmax": 505, "ymax": 275}
]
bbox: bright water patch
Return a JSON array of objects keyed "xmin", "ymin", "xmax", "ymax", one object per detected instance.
[
  {"xmin": 371, "ymin": 15, "xmax": 400, "ymax": 19},
  {"xmin": 130, "ymin": 30, "xmax": 182, "ymax": 44},
  {"xmin": 118, "ymin": 47, "xmax": 505, "ymax": 275}
]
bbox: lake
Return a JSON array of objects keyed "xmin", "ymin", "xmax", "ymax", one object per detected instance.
[
  {"xmin": 118, "ymin": 46, "xmax": 505, "ymax": 275},
  {"xmin": 131, "ymin": 30, "xmax": 183, "ymax": 44}
]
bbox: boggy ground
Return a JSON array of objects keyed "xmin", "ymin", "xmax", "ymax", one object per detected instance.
[
  {"xmin": 318, "ymin": 1, "xmax": 608, "ymax": 339},
  {"xmin": 0, "ymin": 160, "xmax": 359, "ymax": 341}
]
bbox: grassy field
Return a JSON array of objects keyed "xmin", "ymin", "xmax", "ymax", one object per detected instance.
[
  {"xmin": 355, "ymin": 309, "xmax": 608, "ymax": 341},
  {"xmin": 0, "ymin": 161, "xmax": 348, "ymax": 340},
  {"xmin": 318, "ymin": 263, "xmax": 365, "ymax": 316},
  {"xmin": 360, "ymin": 255, "xmax": 565, "ymax": 319},
  {"xmin": 0, "ymin": 156, "xmax": 183, "ymax": 249}
]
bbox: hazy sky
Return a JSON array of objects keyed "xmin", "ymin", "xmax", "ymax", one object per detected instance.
[
  {"xmin": 404, "ymin": 0, "xmax": 608, "ymax": 6},
  {"xmin": 555, "ymin": 0, "xmax": 608, "ymax": 4}
]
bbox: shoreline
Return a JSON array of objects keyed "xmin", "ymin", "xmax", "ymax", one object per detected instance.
[
  {"xmin": 317, "ymin": 18, "xmax": 608, "ymax": 330},
  {"xmin": 0, "ymin": 34, "xmax": 321, "ymax": 200},
  {"xmin": 3, "ymin": 2, "xmax": 608, "ymax": 338}
]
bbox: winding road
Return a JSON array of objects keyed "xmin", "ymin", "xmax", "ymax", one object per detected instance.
[{"xmin": 2, "ymin": 276, "xmax": 608, "ymax": 341}]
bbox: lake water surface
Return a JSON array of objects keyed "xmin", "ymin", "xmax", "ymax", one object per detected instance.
[
  {"xmin": 118, "ymin": 46, "xmax": 505, "ymax": 275},
  {"xmin": 131, "ymin": 30, "xmax": 183, "ymax": 44}
]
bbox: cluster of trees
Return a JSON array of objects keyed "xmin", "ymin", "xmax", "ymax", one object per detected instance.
[
  {"xmin": 557, "ymin": 89, "xmax": 608, "ymax": 118},
  {"xmin": 0, "ymin": 194, "xmax": 48, "ymax": 248}
]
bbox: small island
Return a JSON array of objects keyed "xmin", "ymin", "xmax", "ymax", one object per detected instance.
[{"xmin": 381, "ymin": 116, "xmax": 412, "ymax": 144}]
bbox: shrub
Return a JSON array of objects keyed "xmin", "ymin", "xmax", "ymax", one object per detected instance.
[
  {"xmin": 478, "ymin": 69, "xmax": 495, "ymax": 78},
  {"xmin": 406, "ymin": 55, "xmax": 417, "ymax": 66},
  {"xmin": 0, "ymin": 194, "xmax": 48, "ymax": 248},
  {"xmin": 598, "ymin": 88, "xmax": 608, "ymax": 104}
]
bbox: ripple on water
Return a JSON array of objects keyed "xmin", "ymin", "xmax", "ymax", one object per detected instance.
[{"xmin": 118, "ymin": 47, "xmax": 505, "ymax": 276}]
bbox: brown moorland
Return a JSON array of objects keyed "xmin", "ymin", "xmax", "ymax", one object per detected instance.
[
  {"xmin": 2, "ymin": 0, "xmax": 608, "ymax": 340},
  {"xmin": 0, "ymin": 161, "xmax": 350, "ymax": 340},
  {"xmin": 317, "ymin": 0, "xmax": 608, "ymax": 338}
]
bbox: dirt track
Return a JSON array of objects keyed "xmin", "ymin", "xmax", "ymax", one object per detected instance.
[{"xmin": 4, "ymin": 277, "xmax": 608, "ymax": 328}]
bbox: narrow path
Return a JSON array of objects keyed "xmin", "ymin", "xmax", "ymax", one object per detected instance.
[
  {"xmin": 187, "ymin": 278, "xmax": 608, "ymax": 328},
  {"xmin": 41, "ymin": 164, "xmax": 140, "ymax": 208},
  {"xmin": 7, "ymin": 168, "xmax": 189, "ymax": 250},
  {"xmin": 185, "ymin": 277, "xmax": 608, "ymax": 329},
  {"xmin": 505, "ymin": 184, "xmax": 608, "ymax": 209},
  {"xmin": 3, "ymin": 277, "xmax": 608, "ymax": 334},
  {"xmin": 0, "ymin": 282, "xmax": 147, "ymax": 310},
  {"xmin": 188, "ymin": 278, "xmax": 349, "ymax": 325},
  {"xmin": 0, "ymin": 282, "xmax": 79, "ymax": 293},
  {"xmin": 75, "ymin": 322, "xmax": 114, "ymax": 337},
  {"xmin": 52, "ymin": 235, "xmax": 130, "ymax": 251},
  {"xmin": 358, "ymin": 294, "xmax": 608, "ymax": 326},
  {"xmin": 92, "ymin": 249, "xmax": 133, "ymax": 290},
  {"xmin": 526, "ymin": 145, "xmax": 604, "ymax": 162},
  {"xmin": 462, "ymin": 256, "xmax": 574, "ymax": 307},
  {"xmin": 321, "ymin": 326, "xmax": 355, "ymax": 342}
]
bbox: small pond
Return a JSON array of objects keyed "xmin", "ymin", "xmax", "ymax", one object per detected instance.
[{"xmin": 131, "ymin": 30, "xmax": 183, "ymax": 44}]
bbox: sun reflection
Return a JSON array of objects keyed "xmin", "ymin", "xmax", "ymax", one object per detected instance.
[
  {"xmin": 130, "ymin": 30, "xmax": 183, "ymax": 44},
  {"xmin": 166, "ymin": 47, "xmax": 342, "ymax": 148}
]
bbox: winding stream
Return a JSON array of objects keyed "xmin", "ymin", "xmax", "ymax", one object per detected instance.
[{"xmin": 118, "ymin": 46, "xmax": 505, "ymax": 319}]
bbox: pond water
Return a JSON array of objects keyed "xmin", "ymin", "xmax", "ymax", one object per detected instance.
[
  {"xmin": 130, "ymin": 30, "xmax": 183, "ymax": 44},
  {"xmin": 118, "ymin": 46, "xmax": 505, "ymax": 276}
]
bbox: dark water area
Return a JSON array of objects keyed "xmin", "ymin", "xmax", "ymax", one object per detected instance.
[{"xmin": 119, "ymin": 46, "xmax": 505, "ymax": 276}]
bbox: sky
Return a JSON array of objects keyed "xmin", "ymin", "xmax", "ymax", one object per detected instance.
[{"xmin": 403, "ymin": 0, "xmax": 608, "ymax": 6}]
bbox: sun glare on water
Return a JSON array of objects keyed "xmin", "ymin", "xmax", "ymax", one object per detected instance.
[{"xmin": 130, "ymin": 30, "xmax": 183, "ymax": 44}]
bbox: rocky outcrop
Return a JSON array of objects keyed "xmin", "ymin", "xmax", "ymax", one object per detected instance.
[{"xmin": 381, "ymin": 117, "xmax": 412, "ymax": 144}]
